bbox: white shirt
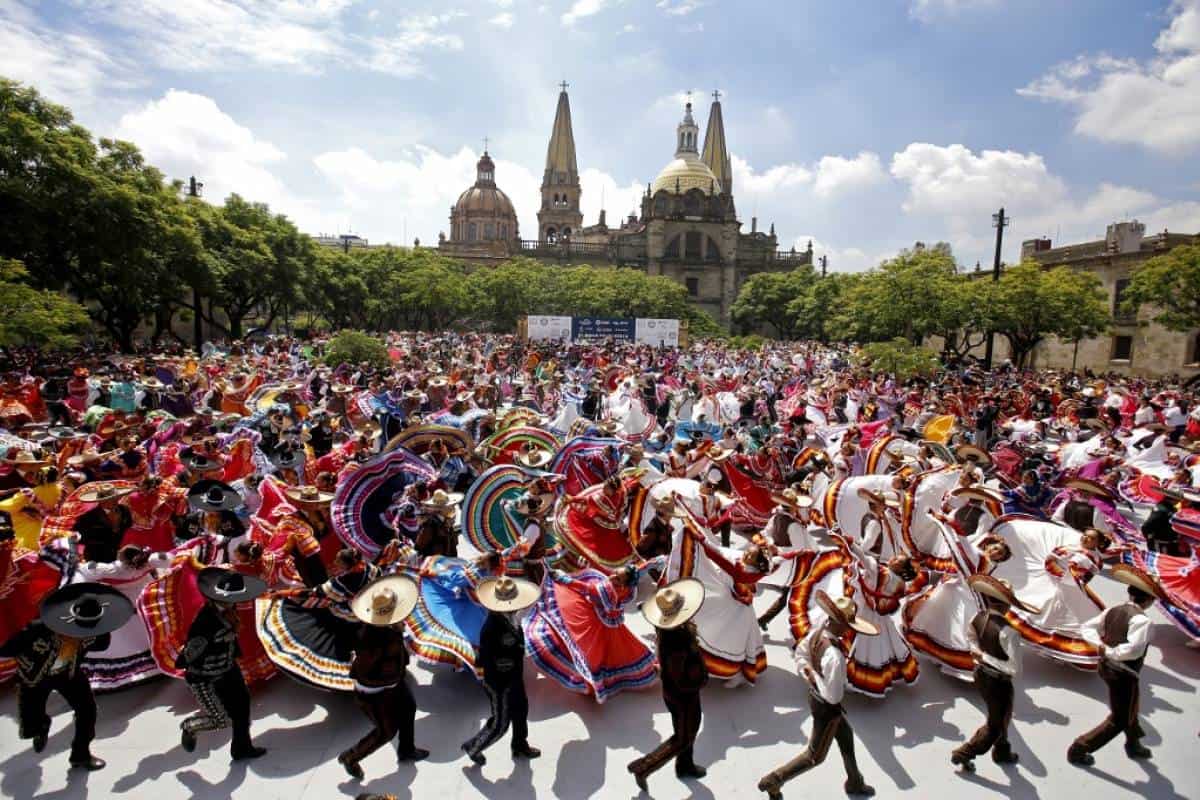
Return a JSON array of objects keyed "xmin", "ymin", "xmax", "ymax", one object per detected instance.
[
  {"xmin": 968, "ymin": 615, "xmax": 1022, "ymax": 678},
  {"xmin": 1134, "ymin": 406, "xmax": 1157, "ymax": 426},
  {"xmin": 1080, "ymin": 605, "xmax": 1152, "ymax": 663},
  {"xmin": 795, "ymin": 627, "xmax": 847, "ymax": 705},
  {"xmin": 1164, "ymin": 405, "xmax": 1187, "ymax": 427}
]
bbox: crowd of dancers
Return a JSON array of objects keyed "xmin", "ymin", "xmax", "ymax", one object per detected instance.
[{"xmin": 0, "ymin": 332, "xmax": 1195, "ymax": 797}]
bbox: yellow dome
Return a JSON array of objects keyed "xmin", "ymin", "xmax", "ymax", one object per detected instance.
[
  {"xmin": 651, "ymin": 153, "xmax": 719, "ymax": 195},
  {"xmin": 454, "ymin": 185, "xmax": 516, "ymax": 216}
]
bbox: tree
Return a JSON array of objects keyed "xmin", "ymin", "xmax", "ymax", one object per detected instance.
[
  {"xmin": 0, "ymin": 260, "xmax": 90, "ymax": 348},
  {"xmin": 786, "ymin": 272, "xmax": 861, "ymax": 343},
  {"xmin": 730, "ymin": 268, "xmax": 814, "ymax": 338},
  {"xmin": 324, "ymin": 329, "xmax": 391, "ymax": 370},
  {"xmin": 989, "ymin": 262, "xmax": 1109, "ymax": 368},
  {"xmin": 857, "ymin": 338, "xmax": 942, "ymax": 380},
  {"xmin": 838, "ymin": 245, "xmax": 961, "ymax": 344},
  {"xmin": 1122, "ymin": 244, "xmax": 1200, "ymax": 331}
]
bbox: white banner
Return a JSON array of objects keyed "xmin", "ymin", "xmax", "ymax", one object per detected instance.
[
  {"xmin": 635, "ymin": 318, "xmax": 680, "ymax": 347},
  {"xmin": 527, "ymin": 315, "xmax": 573, "ymax": 341}
]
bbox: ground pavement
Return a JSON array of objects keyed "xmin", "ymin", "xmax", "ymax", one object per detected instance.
[{"xmin": 1, "ymin": 571, "xmax": 1197, "ymax": 800}]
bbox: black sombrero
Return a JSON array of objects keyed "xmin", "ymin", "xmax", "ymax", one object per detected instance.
[
  {"xmin": 197, "ymin": 567, "xmax": 268, "ymax": 604},
  {"xmin": 40, "ymin": 582, "xmax": 135, "ymax": 638},
  {"xmin": 180, "ymin": 449, "xmax": 223, "ymax": 473},
  {"xmin": 187, "ymin": 479, "xmax": 242, "ymax": 513},
  {"xmin": 270, "ymin": 447, "xmax": 304, "ymax": 470}
]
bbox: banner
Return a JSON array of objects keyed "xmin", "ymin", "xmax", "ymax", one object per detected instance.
[
  {"xmin": 526, "ymin": 315, "xmax": 573, "ymax": 342},
  {"xmin": 572, "ymin": 317, "xmax": 636, "ymax": 343},
  {"xmin": 635, "ymin": 318, "xmax": 680, "ymax": 347}
]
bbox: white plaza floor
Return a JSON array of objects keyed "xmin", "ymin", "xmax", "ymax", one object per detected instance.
[{"xmin": 1, "ymin": 571, "xmax": 1197, "ymax": 800}]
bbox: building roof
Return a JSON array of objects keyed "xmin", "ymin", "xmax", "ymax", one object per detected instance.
[
  {"xmin": 652, "ymin": 155, "xmax": 721, "ymax": 195},
  {"xmin": 701, "ymin": 97, "xmax": 732, "ymax": 195},
  {"xmin": 544, "ymin": 90, "xmax": 578, "ymax": 177}
]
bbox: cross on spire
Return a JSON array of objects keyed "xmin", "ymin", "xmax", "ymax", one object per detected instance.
[
  {"xmin": 482, "ymin": 136, "xmax": 489, "ymax": 153},
  {"xmin": 712, "ymin": 89, "xmax": 721, "ymax": 102},
  {"xmin": 559, "ymin": 80, "xmax": 569, "ymax": 92}
]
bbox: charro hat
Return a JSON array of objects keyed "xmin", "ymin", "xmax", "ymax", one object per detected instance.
[
  {"xmin": 950, "ymin": 485, "xmax": 1005, "ymax": 505},
  {"xmin": 351, "ymin": 575, "xmax": 419, "ymax": 626},
  {"xmin": 284, "ymin": 484, "xmax": 335, "ymax": 505},
  {"xmin": 954, "ymin": 444, "xmax": 992, "ymax": 468},
  {"xmin": 1065, "ymin": 477, "xmax": 1115, "ymax": 502},
  {"xmin": 420, "ymin": 489, "xmax": 463, "ymax": 517},
  {"xmin": 39, "ymin": 582, "xmax": 134, "ymax": 638},
  {"xmin": 187, "ymin": 479, "xmax": 242, "ymax": 513},
  {"xmin": 4, "ymin": 449, "xmax": 49, "ymax": 469},
  {"xmin": 77, "ymin": 481, "xmax": 134, "ymax": 503},
  {"xmin": 516, "ymin": 443, "xmax": 554, "ymax": 470},
  {"xmin": 197, "ymin": 567, "xmax": 267, "ymax": 604},
  {"xmin": 968, "ymin": 574, "xmax": 1040, "ymax": 614},
  {"xmin": 815, "ymin": 590, "xmax": 879, "ymax": 636},
  {"xmin": 475, "ymin": 576, "xmax": 541, "ymax": 613},
  {"xmin": 1109, "ymin": 563, "xmax": 1169, "ymax": 603},
  {"xmin": 640, "ymin": 578, "xmax": 704, "ymax": 630}
]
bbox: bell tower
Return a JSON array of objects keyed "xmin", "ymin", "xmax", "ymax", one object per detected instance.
[{"xmin": 538, "ymin": 82, "xmax": 583, "ymax": 244}]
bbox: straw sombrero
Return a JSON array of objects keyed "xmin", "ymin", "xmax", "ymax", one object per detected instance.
[
  {"xmin": 954, "ymin": 444, "xmax": 993, "ymax": 467},
  {"xmin": 351, "ymin": 575, "xmax": 419, "ymax": 626},
  {"xmin": 4, "ymin": 450, "xmax": 49, "ymax": 469},
  {"xmin": 1109, "ymin": 563, "xmax": 1169, "ymax": 603},
  {"xmin": 950, "ymin": 485, "xmax": 1004, "ymax": 505},
  {"xmin": 815, "ymin": 590, "xmax": 879, "ymax": 635},
  {"xmin": 476, "ymin": 576, "xmax": 541, "ymax": 613},
  {"xmin": 652, "ymin": 493, "xmax": 681, "ymax": 517},
  {"xmin": 285, "ymin": 485, "xmax": 335, "ymax": 505},
  {"xmin": 420, "ymin": 489, "xmax": 463, "ymax": 517},
  {"xmin": 968, "ymin": 574, "xmax": 1041, "ymax": 614},
  {"xmin": 516, "ymin": 444, "xmax": 554, "ymax": 470},
  {"xmin": 1065, "ymin": 477, "xmax": 1115, "ymax": 501},
  {"xmin": 77, "ymin": 482, "xmax": 134, "ymax": 503},
  {"xmin": 640, "ymin": 578, "xmax": 704, "ymax": 630}
]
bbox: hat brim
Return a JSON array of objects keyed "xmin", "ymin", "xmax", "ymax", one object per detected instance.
[
  {"xmin": 197, "ymin": 568, "xmax": 268, "ymax": 603},
  {"xmin": 1109, "ymin": 564, "xmax": 1169, "ymax": 603},
  {"xmin": 476, "ymin": 577, "xmax": 542, "ymax": 613},
  {"xmin": 954, "ymin": 445, "xmax": 993, "ymax": 467},
  {"xmin": 187, "ymin": 479, "xmax": 242, "ymax": 512},
  {"xmin": 640, "ymin": 578, "xmax": 705, "ymax": 629},
  {"xmin": 40, "ymin": 583, "xmax": 135, "ymax": 638},
  {"xmin": 815, "ymin": 589, "xmax": 879, "ymax": 636},
  {"xmin": 284, "ymin": 488, "xmax": 335, "ymax": 505},
  {"xmin": 516, "ymin": 452, "xmax": 554, "ymax": 469},
  {"xmin": 950, "ymin": 486, "xmax": 1005, "ymax": 506},
  {"xmin": 1065, "ymin": 478, "xmax": 1115, "ymax": 501},
  {"xmin": 968, "ymin": 574, "xmax": 1040, "ymax": 614},
  {"xmin": 77, "ymin": 484, "xmax": 135, "ymax": 503},
  {"xmin": 350, "ymin": 575, "xmax": 419, "ymax": 625}
]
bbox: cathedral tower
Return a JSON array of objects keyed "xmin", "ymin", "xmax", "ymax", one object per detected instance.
[
  {"xmin": 701, "ymin": 90, "xmax": 733, "ymax": 209},
  {"xmin": 538, "ymin": 83, "xmax": 583, "ymax": 244}
]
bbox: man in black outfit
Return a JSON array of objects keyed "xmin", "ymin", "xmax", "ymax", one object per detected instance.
[
  {"xmin": 72, "ymin": 482, "xmax": 134, "ymax": 563},
  {"xmin": 0, "ymin": 582, "xmax": 134, "ymax": 770},
  {"xmin": 178, "ymin": 568, "xmax": 268, "ymax": 761},
  {"xmin": 462, "ymin": 576, "xmax": 542, "ymax": 766},
  {"xmin": 628, "ymin": 578, "xmax": 708, "ymax": 790},
  {"xmin": 338, "ymin": 574, "xmax": 428, "ymax": 779}
]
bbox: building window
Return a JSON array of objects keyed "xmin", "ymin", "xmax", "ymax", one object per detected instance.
[
  {"xmin": 705, "ymin": 236, "xmax": 720, "ymax": 262},
  {"xmin": 685, "ymin": 231, "xmax": 702, "ymax": 260},
  {"xmin": 1111, "ymin": 335, "xmax": 1133, "ymax": 361},
  {"xmin": 664, "ymin": 235, "xmax": 680, "ymax": 259},
  {"xmin": 546, "ymin": 227, "xmax": 557, "ymax": 244},
  {"xmin": 1189, "ymin": 331, "xmax": 1200, "ymax": 365},
  {"xmin": 686, "ymin": 277, "xmax": 699, "ymax": 297},
  {"xmin": 467, "ymin": 223, "xmax": 477, "ymax": 242},
  {"xmin": 500, "ymin": 224, "xmax": 507, "ymax": 240},
  {"xmin": 484, "ymin": 222, "xmax": 495, "ymax": 240}
]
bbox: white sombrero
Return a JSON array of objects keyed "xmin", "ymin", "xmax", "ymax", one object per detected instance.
[
  {"xmin": 640, "ymin": 578, "xmax": 705, "ymax": 630},
  {"xmin": 476, "ymin": 576, "xmax": 541, "ymax": 613},
  {"xmin": 351, "ymin": 575, "xmax": 419, "ymax": 626}
]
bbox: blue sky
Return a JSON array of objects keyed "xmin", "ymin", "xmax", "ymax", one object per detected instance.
[{"xmin": 1, "ymin": 0, "xmax": 1197, "ymax": 270}]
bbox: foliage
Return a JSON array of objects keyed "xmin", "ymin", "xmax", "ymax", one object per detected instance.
[
  {"xmin": 856, "ymin": 338, "xmax": 942, "ymax": 380},
  {"xmin": 323, "ymin": 329, "xmax": 392, "ymax": 370},
  {"xmin": 726, "ymin": 334, "xmax": 767, "ymax": 350},
  {"xmin": 988, "ymin": 262, "xmax": 1109, "ymax": 367},
  {"xmin": 0, "ymin": 260, "xmax": 90, "ymax": 348},
  {"xmin": 1122, "ymin": 244, "xmax": 1200, "ymax": 331},
  {"xmin": 730, "ymin": 268, "xmax": 815, "ymax": 338}
]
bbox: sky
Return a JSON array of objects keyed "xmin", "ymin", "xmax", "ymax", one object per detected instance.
[{"xmin": 1, "ymin": 0, "xmax": 1198, "ymax": 271}]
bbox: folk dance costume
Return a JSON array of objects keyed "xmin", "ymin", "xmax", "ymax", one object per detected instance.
[
  {"xmin": 501, "ymin": 493, "xmax": 552, "ymax": 585},
  {"xmin": 758, "ymin": 591, "xmax": 877, "ymax": 799},
  {"xmin": 951, "ymin": 576, "xmax": 1034, "ymax": 771},
  {"xmin": 337, "ymin": 575, "xmax": 427, "ymax": 780},
  {"xmin": 178, "ymin": 568, "xmax": 268, "ymax": 761},
  {"xmin": 462, "ymin": 577, "xmax": 543, "ymax": 765},
  {"xmin": 1068, "ymin": 565, "xmax": 1164, "ymax": 766},
  {"xmin": 628, "ymin": 578, "xmax": 708, "ymax": 789},
  {"xmin": 758, "ymin": 491, "xmax": 820, "ymax": 630},
  {"xmin": 840, "ymin": 537, "xmax": 920, "ymax": 696},
  {"xmin": 0, "ymin": 583, "xmax": 134, "ymax": 770}
]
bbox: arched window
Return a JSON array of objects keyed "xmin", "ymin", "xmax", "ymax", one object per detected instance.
[
  {"xmin": 653, "ymin": 193, "xmax": 669, "ymax": 216},
  {"xmin": 500, "ymin": 224, "xmax": 507, "ymax": 240},
  {"xmin": 484, "ymin": 222, "xmax": 495, "ymax": 240},
  {"xmin": 705, "ymin": 236, "xmax": 721, "ymax": 262},
  {"xmin": 546, "ymin": 227, "xmax": 557, "ymax": 244},
  {"xmin": 467, "ymin": 222, "xmax": 477, "ymax": 242},
  {"xmin": 562, "ymin": 227, "xmax": 571, "ymax": 240},
  {"xmin": 664, "ymin": 235, "xmax": 681, "ymax": 259}
]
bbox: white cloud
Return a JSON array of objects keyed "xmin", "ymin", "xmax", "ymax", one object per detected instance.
[
  {"xmin": 812, "ymin": 151, "xmax": 886, "ymax": 198},
  {"xmin": 731, "ymin": 154, "xmax": 813, "ymax": 198},
  {"xmin": 562, "ymin": 0, "xmax": 607, "ymax": 26},
  {"xmin": 491, "ymin": 0, "xmax": 514, "ymax": 7},
  {"xmin": 909, "ymin": 0, "xmax": 998, "ymax": 21},
  {"xmin": 489, "ymin": 12, "xmax": 515, "ymax": 29},
  {"xmin": 1017, "ymin": 0, "xmax": 1200, "ymax": 154},
  {"xmin": 359, "ymin": 13, "xmax": 465, "ymax": 77},
  {"xmin": 579, "ymin": 168, "xmax": 644, "ymax": 226},
  {"xmin": 657, "ymin": 0, "xmax": 705, "ymax": 15}
]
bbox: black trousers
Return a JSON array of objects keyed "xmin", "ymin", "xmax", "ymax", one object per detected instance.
[
  {"xmin": 629, "ymin": 690, "xmax": 702, "ymax": 777},
  {"xmin": 46, "ymin": 400, "xmax": 72, "ymax": 426},
  {"xmin": 343, "ymin": 683, "xmax": 417, "ymax": 762},
  {"xmin": 954, "ymin": 666, "xmax": 1015, "ymax": 760},
  {"xmin": 463, "ymin": 677, "xmax": 529, "ymax": 756},
  {"xmin": 761, "ymin": 692, "xmax": 863, "ymax": 790},
  {"xmin": 1071, "ymin": 662, "xmax": 1140, "ymax": 755},
  {"xmin": 183, "ymin": 668, "xmax": 253, "ymax": 753},
  {"xmin": 18, "ymin": 669, "xmax": 96, "ymax": 759}
]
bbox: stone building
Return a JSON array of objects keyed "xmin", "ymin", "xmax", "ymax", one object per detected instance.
[
  {"xmin": 437, "ymin": 149, "xmax": 521, "ymax": 262},
  {"xmin": 438, "ymin": 88, "xmax": 810, "ymax": 325},
  {"xmin": 1021, "ymin": 221, "xmax": 1199, "ymax": 376}
]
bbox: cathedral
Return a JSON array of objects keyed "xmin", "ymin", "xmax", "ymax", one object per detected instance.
[{"xmin": 438, "ymin": 87, "xmax": 811, "ymax": 325}]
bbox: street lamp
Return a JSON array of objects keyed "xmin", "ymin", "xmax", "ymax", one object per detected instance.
[
  {"xmin": 186, "ymin": 176, "xmax": 204, "ymax": 348},
  {"xmin": 983, "ymin": 207, "xmax": 1009, "ymax": 369}
]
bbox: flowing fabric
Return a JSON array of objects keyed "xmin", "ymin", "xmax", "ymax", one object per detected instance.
[
  {"xmin": 1122, "ymin": 548, "xmax": 1200, "ymax": 640},
  {"xmin": 400, "ymin": 556, "xmax": 488, "ymax": 677},
  {"xmin": 0, "ymin": 540, "xmax": 64, "ymax": 684},
  {"xmin": 330, "ymin": 447, "xmax": 436, "ymax": 557},
  {"xmin": 553, "ymin": 482, "xmax": 634, "ymax": 573},
  {"xmin": 73, "ymin": 559, "xmax": 165, "ymax": 690}
]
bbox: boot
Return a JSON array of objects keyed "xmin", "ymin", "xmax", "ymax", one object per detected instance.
[
  {"xmin": 1125, "ymin": 742, "xmax": 1152, "ymax": 760},
  {"xmin": 758, "ymin": 772, "xmax": 784, "ymax": 800},
  {"xmin": 676, "ymin": 762, "xmax": 707, "ymax": 779},
  {"xmin": 461, "ymin": 742, "xmax": 485, "ymax": 766},
  {"xmin": 951, "ymin": 751, "xmax": 975, "ymax": 772},
  {"xmin": 845, "ymin": 776, "xmax": 876, "ymax": 796},
  {"xmin": 1067, "ymin": 746, "xmax": 1094, "ymax": 767},
  {"xmin": 69, "ymin": 751, "xmax": 106, "ymax": 771},
  {"xmin": 512, "ymin": 743, "xmax": 541, "ymax": 759},
  {"xmin": 181, "ymin": 728, "xmax": 197, "ymax": 753},
  {"xmin": 338, "ymin": 752, "xmax": 364, "ymax": 779},
  {"xmin": 398, "ymin": 747, "xmax": 430, "ymax": 762},
  {"xmin": 32, "ymin": 732, "xmax": 48, "ymax": 754},
  {"xmin": 628, "ymin": 762, "xmax": 648, "ymax": 792}
]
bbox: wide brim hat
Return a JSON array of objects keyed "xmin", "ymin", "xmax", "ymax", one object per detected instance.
[
  {"xmin": 772, "ymin": 488, "xmax": 813, "ymax": 511},
  {"xmin": 815, "ymin": 589, "xmax": 879, "ymax": 636},
  {"xmin": 476, "ymin": 576, "xmax": 541, "ymax": 613},
  {"xmin": 39, "ymin": 582, "xmax": 135, "ymax": 638},
  {"xmin": 76, "ymin": 481, "xmax": 134, "ymax": 503},
  {"xmin": 515, "ymin": 492, "xmax": 554, "ymax": 518},
  {"xmin": 47, "ymin": 426, "xmax": 85, "ymax": 441},
  {"xmin": 270, "ymin": 449, "xmax": 305, "ymax": 470},
  {"xmin": 140, "ymin": 377, "xmax": 165, "ymax": 390},
  {"xmin": 188, "ymin": 479, "xmax": 242, "ymax": 512},
  {"xmin": 351, "ymin": 575, "xmax": 419, "ymax": 626},
  {"xmin": 595, "ymin": 419, "xmax": 620, "ymax": 435},
  {"xmin": 652, "ymin": 493, "xmax": 682, "ymax": 517},
  {"xmin": 331, "ymin": 384, "xmax": 355, "ymax": 395},
  {"xmin": 180, "ymin": 450, "xmax": 224, "ymax": 473},
  {"xmin": 954, "ymin": 443, "xmax": 993, "ymax": 467},
  {"xmin": 1080, "ymin": 418, "xmax": 1107, "ymax": 430},
  {"xmin": 420, "ymin": 489, "xmax": 463, "ymax": 516},
  {"xmin": 967, "ymin": 574, "xmax": 1040, "ymax": 614},
  {"xmin": 197, "ymin": 567, "xmax": 268, "ymax": 604},
  {"xmin": 1065, "ymin": 477, "xmax": 1115, "ymax": 501},
  {"xmin": 1109, "ymin": 563, "xmax": 1169, "ymax": 603},
  {"xmin": 4, "ymin": 449, "xmax": 49, "ymax": 468},
  {"xmin": 857, "ymin": 487, "xmax": 900, "ymax": 509},
  {"xmin": 284, "ymin": 484, "xmax": 335, "ymax": 505},
  {"xmin": 640, "ymin": 578, "xmax": 705, "ymax": 630},
  {"xmin": 516, "ymin": 447, "xmax": 554, "ymax": 470},
  {"xmin": 950, "ymin": 485, "xmax": 1004, "ymax": 505},
  {"xmin": 427, "ymin": 377, "xmax": 448, "ymax": 389}
]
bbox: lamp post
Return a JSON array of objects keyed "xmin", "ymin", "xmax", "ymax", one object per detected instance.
[
  {"xmin": 186, "ymin": 176, "xmax": 204, "ymax": 348},
  {"xmin": 983, "ymin": 207, "xmax": 1009, "ymax": 369}
]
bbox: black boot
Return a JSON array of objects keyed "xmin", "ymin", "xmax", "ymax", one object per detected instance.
[
  {"xmin": 512, "ymin": 743, "xmax": 541, "ymax": 759},
  {"xmin": 1125, "ymin": 742, "xmax": 1152, "ymax": 760},
  {"xmin": 398, "ymin": 747, "xmax": 430, "ymax": 762},
  {"xmin": 69, "ymin": 751, "xmax": 106, "ymax": 771},
  {"xmin": 338, "ymin": 752, "xmax": 364, "ymax": 779},
  {"xmin": 951, "ymin": 751, "xmax": 975, "ymax": 772},
  {"xmin": 1067, "ymin": 747, "xmax": 1094, "ymax": 767},
  {"xmin": 676, "ymin": 762, "xmax": 707, "ymax": 779},
  {"xmin": 845, "ymin": 776, "xmax": 876, "ymax": 796}
]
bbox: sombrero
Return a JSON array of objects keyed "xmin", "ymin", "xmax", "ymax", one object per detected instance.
[
  {"xmin": 652, "ymin": 493, "xmax": 681, "ymax": 518},
  {"xmin": 476, "ymin": 576, "xmax": 541, "ymax": 613},
  {"xmin": 285, "ymin": 484, "xmax": 335, "ymax": 505},
  {"xmin": 4, "ymin": 449, "xmax": 49, "ymax": 468},
  {"xmin": 77, "ymin": 482, "xmax": 134, "ymax": 503},
  {"xmin": 515, "ymin": 492, "xmax": 553, "ymax": 518},
  {"xmin": 1065, "ymin": 477, "xmax": 1115, "ymax": 501},
  {"xmin": 640, "ymin": 579, "xmax": 704, "ymax": 630},
  {"xmin": 815, "ymin": 590, "xmax": 879, "ymax": 635},
  {"xmin": 954, "ymin": 443, "xmax": 993, "ymax": 467},
  {"xmin": 420, "ymin": 489, "xmax": 463, "ymax": 517},
  {"xmin": 1109, "ymin": 563, "xmax": 1169, "ymax": 603},
  {"xmin": 47, "ymin": 426, "xmax": 85, "ymax": 441},
  {"xmin": 187, "ymin": 479, "xmax": 242, "ymax": 513},
  {"xmin": 66, "ymin": 451, "xmax": 104, "ymax": 468},
  {"xmin": 180, "ymin": 450, "xmax": 224, "ymax": 473},
  {"xmin": 39, "ymin": 582, "xmax": 135, "ymax": 638},
  {"xmin": 968, "ymin": 574, "xmax": 1040, "ymax": 614},
  {"xmin": 516, "ymin": 444, "xmax": 554, "ymax": 470},
  {"xmin": 772, "ymin": 488, "xmax": 813, "ymax": 512},
  {"xmin": 594, "ymin": 419, "xmax": 619, "ymax": 435},
  {"xmin": 140, "ymin": 377, "xmax": 164, "ymax": 390},
  {"xmin": 270, "ymin": 447, "xmax": 305, "ymax": 471},
  {"xmin": 350, "ymin": 575, "xmax": 419, "ymax": 626},
  {"xmin": 197, "ymin": 567, "xmax": 267, "ymax": 604},
  {"xmin": 857, "ymin": 488, "xmax": 900, "ymax": 509},
  {"xmin": 950, "ymin": 485, "xmax": 1004, "ymax": 505}
]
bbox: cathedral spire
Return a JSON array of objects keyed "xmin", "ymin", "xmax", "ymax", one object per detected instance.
[
  {"xmin": 538, "ymin": 82, "xmax": 583, "ymax": 244},
  {"xmin": 544, "ymin": 82, "xmax": 578, "ymax": 179},
  {"xmin": 702, "ymin": 89, "xmax": 732, "ymax": 196}
]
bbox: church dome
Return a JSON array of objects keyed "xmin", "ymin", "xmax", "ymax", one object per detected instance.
[
  {"xmin": 448, "ymin": 149, "xmax": 520, "ymax": 244},
  {"xmin": 454, "ymin": 152, "xmax": 516, "ymax": 216},
  {"xmin": 651, "ymin": 101, "xmax": 720, "ymax": 195}
]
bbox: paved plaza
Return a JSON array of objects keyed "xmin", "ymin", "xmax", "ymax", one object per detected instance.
[{"xmin": 1, "ymin": 572, "xmax": 1196, "ymax": 800}]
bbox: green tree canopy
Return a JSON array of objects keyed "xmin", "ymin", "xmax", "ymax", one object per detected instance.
[
  {"xmin": 730, "ymin": 268, "xmax": 815, "ymax": 338},
  {"xmin": 1122, "ymin": 244, "xmax": 1200, "ymax": 331},
  {"xmin": 988, "ymin": 261, "xmax": 1109, "ymax": 367},
  {"xmin": 0, "ymin": 260, "xmax": 90, "ymax": 349}
]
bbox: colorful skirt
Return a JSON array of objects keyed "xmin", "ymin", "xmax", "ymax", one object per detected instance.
[
  {"xmin": 255, "ymin": 597, "xmax": 356, "ymax": 692},
  {"xmin": 402, "ymin": 557, "xmax": 486, "ymax": 677},
  {"xmin": 1123, "ymin": 548, "xmax": 1200, "ymax": 640}
]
